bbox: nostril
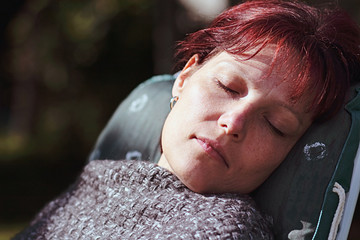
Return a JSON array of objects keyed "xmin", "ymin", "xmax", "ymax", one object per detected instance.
[
  {"xmin": 218, "ymin": 113, "xmax": 245, "ymax": 141},
  {"xmin": 220, "ymin": 123, "xmax": 229, "ymax": 133}
]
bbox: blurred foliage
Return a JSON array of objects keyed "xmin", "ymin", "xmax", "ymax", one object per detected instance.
[
  {"xmin": 0, "ymin": 222, "xmax": 27, "ymax": 240},
  {"xmin": 1, "ymin": 0, "xmax": 155, "ymax": 163},
  {"xmin": 0, "ymin": 0, "xmax": 157, "ymax": 224}
]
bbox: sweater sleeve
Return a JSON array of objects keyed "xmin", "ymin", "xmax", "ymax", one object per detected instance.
[{"xmin": 12, "ymin": 160, "xmax": 274, "ymax": 240}]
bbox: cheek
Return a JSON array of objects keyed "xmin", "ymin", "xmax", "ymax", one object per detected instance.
[
  {"xmin": 186, "ymin": 80, "xmax": 221, "ymax": 110},
  {"xmin": 238, "ymin": 145, "xmax": 287, "ymax": 192},
  {"xmin": 160, "ymin": 99, "xmax": 197, "ymax": 161},
  {"xmin": 161, "ymin": 110, "xmax": 183, "ymax": 149},
  {"xmin": 261, "ymin": 140, "xmax": 296, "ymax": 174},
  {"xmin": 245, "ymin": 133, "xmax": 293, "ymax": 174}
]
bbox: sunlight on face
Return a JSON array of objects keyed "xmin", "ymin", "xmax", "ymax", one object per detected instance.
[{"xmin": 158, "ymin": 46, "xmax": 314, "ymax": 194}]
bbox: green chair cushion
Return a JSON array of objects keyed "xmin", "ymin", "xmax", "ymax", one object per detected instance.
[{"xmin": 88, "ymin": 75, "xmax": 360, "ymax": 239}]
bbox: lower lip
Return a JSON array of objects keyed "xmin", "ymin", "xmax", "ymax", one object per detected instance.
[{"xmin": 195, "ymin": 138, "xmax": 227, "ymax": 166}]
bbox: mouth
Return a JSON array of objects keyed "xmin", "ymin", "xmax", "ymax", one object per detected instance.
[{"xmin": 194, "ymin": 137, "xmax": 229, "ymax": 168}]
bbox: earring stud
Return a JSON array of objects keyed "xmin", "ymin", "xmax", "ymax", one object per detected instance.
[{"xmin": 170, "ymin": 96, "xmax": 179, "ymax": 109}]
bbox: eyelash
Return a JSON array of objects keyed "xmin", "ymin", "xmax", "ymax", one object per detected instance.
[
  {"xmin": 216, "ymin": 80, "xmax": 285, "ymax": 137},
  {"xmin": 264, "ymin": 117, "xmax": 285, "ymax": 137},
  {"xmin": 216, "ymin": 80, "xmax": 238, "ymax": 95}
]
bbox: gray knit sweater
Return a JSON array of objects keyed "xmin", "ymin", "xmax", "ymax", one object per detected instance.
[{"xmin": 14, "ymin": 160, "xmax": 273, "ymax": 239}]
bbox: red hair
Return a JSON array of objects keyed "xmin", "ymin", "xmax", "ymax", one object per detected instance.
[{"xmin": 175, "ymin": 0, "xmax": 360, "ymax": 121}]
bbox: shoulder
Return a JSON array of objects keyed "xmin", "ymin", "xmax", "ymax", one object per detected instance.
[
  {"xmin": 84, "ymin": 159, "xmax": 160, "ymax": 172},
  {"xmin": 81, "ymin": 160, "xmax": 175, "ymax": 188},
  {"xmin": 201, "ymin": 194, "xmax": 274, "ymax": 239},
  {"xmin": 84, "ymin": 159, "xmax": 129, "ymax": 173},
  {"xmin": 157, "ymin": 191, "xmax": 274, "ymax": 239},
  {"xmin": 82, "ymin": 159, "xmax": 154, "ymax": 179}
]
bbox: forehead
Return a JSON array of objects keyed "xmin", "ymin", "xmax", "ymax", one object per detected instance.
[{"xmin": 205, "ymin": 47, "xmax": 292, "ymax": 90}]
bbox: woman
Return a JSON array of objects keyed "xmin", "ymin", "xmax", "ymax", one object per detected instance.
[
  {"xmin": 14, "ymin": 0, "xmax": 360, "ymax": 239},
  {"xmin": 158, "ymin": 0, "xmax": 360, "ymax": 195}
]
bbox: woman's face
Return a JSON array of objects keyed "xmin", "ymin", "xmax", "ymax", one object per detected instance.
[{"xmin": 158, "ymin": 47, "xmax": 314, "ymax": 194}]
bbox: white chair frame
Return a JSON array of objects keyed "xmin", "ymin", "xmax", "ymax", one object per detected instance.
[{"xmin": 337, "ymin": 142, "xmax": 360, "ymax": 239}]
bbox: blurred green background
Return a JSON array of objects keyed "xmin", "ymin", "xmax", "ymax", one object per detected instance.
[{"xmin": 0, "ymin": 0, "xmax": 359, "ymax": 239}]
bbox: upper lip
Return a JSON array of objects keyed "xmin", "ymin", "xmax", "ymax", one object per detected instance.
[{"xmin": 195, "ymin": 136, "xmax": 229, "ymax": 168}]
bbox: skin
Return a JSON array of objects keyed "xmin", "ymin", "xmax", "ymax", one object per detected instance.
[{"xmin": 158, "ymin": 46, "xmax": 314, "ymax": 194}]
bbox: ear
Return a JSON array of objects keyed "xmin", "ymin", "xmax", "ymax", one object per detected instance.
[{"xmin": 172, "ymin": 54, "xmax": 199, "ymax": 96}]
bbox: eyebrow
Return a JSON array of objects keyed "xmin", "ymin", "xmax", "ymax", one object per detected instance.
[
  {"xmin": 216, "ymin": 55, "xmax": 307, "ymax": 126},
  {"xmin": 276, "ymin": 101, "xmax": 304, "ymax": 127}
]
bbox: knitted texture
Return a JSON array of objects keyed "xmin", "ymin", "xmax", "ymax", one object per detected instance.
[{"xmin": 14, "ymin": 160, "xmax": 274, "ymax": 239}]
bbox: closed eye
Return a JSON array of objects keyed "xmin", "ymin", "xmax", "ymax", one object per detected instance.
[
  {"xmin": 216, "ymin": 80, "xmax": 238, "ymax": 95},
  {"xmin": 264, "ymin": 117, "xmax": 285, "ymax": 137}
]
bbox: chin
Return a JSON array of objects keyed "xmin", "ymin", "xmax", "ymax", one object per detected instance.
[
  {"xmin": 179, "ymin": 174, "xmax": 213, "ymax": 194},
  {"xmin": 187, "ymin": 183, "xmax": 214, "ymax": 194},
  {"xmin": 184, "ymin": 177, "xmax": 254, "ymax": 195},
  {"xmin": 182, "ymin": 178, "xmax": 227, "ymax": 194}
]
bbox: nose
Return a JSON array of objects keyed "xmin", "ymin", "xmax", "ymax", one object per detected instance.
[{"xmin": 218, "ymin": 107, "xmax": 249, "ymax": 141}]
